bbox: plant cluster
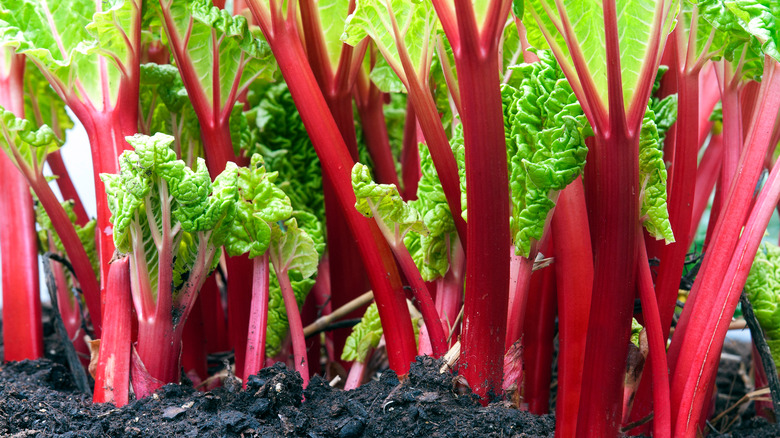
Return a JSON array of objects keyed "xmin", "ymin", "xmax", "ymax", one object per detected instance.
[{"xmin": 0, "ymin": 0, "xmax": 779, "ymax": 437}]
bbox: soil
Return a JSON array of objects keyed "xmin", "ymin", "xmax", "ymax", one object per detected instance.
[{"xmin": 1, "ymin": 307, "xmax": 778, "ymax": 437}]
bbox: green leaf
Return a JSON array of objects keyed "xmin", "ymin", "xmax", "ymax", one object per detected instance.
[
  {"xmin": 404, "ymin": 143, "xmax": 456, "ymax": 280},
  {"xmin": 630, "ymin": 318, "xmax": 644, "ymax": 347},
  {"xmin": 342, "ymin": 0, "xmax": 439, "ymax": 86},
  {"xmin": 745, "ymin": 242, "xmax": 780, "ymax": 341},
  {"xmin": 226, "ymin": 154, "xmax": 293, "ymax": 258},
  {"xmin": 269, "ymin": 215, "xmax": 320, "ymax": 279},
  {"xmin": 342, "ymin": 303, "xmax": 383, "ymax": 363},
  {"xmin": 102, "ymin": 133, "xmax": 238, "ymax": 304},
  {"xmin": 244, "ymin": 83, "xmax": 325, "ymax": 220},
  {"xmin": 157, "ymin": 0, "xmax": 275, "ymax": 111},
  {"xmin": 524, "ymin": 0, "xmax": 678, "ymax": 113},
  {"xmin": 0, "ymin": 107, "xmax": 61, "ymax": 173},
  {"xmin": 352, "ymin": 162, "xmax": 428, "ymax": 244},
  {"xmin": 638, "ymin": 96, "xmax": 676, "ymax": 243},
  {"xmin": 23, "ymin": 65, "xmax": 73, "ymax": 140},
  {"xmin": 318, "ymin": 0, "xmax": 352, "ymax": 69},
  {"xmin": 504, "ymin": 50, "xmax": 589, "ymax": 257},
  {"xmin": 0, "ymin": 0, "xmax": 140, "ymax": 108},
  {"xmin": 724, "ymin": 0, "xmax": 780, "ymax": 62}
]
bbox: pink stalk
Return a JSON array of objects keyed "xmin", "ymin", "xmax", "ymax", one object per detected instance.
[
  {"xmin": 93, "ymin": 257, "xmax": 132, "ymax": 407},
  {"xmin": 0, "ymin": 52, "xmax": 41, "ymax": 361},
  {"xmin": 669, "ymin": 59, "xmax": 780, "ymax": 433},
  {"xmin": 243, "ymin": 254, "xmax": 270, "ymax": 385},
  {"xmin": 688, "ymin": 134, "xmax": 722, "ymax": 247},
  {"xmin": 355, "ymin": 69, "xmax": 401, "ymax": 188},
  {"xmin": 276, "ymin": 267, "xmax": 309, "ymax": 385},
  {"xmin": 46, "ymin": 151, "xmax": 88, "ymax": 226},
  {"xmin": 521, "ymin": 243, "xmax": 557, "ymax": 415},
  {"xmin": 636, "ymin": 234, "xmax": 671, "ymax": 438},
  {"xmin": 505, "ymin": 255, "xmax": 534, "ymax": 350},
  {"xmin": 244, "ymin": 2, "xmax": 418, "ymax": 374},
  {"xmin": 344, "ymin": 356, "xmax": 369, "ymax": 390},
  {"xmin": 200, "ymin": 274, "xmax": 230, "ymax": 354},
  {"xmin": 674, "ymin": 118, "xmax": 780, "ymax": 436},
  {"xmin": 400, "ymin": 100, "xmax": 420, "ymax": 200},
  {"xmin": 550, "ymin": 178, "xmax": 593, "ymax": 437}
]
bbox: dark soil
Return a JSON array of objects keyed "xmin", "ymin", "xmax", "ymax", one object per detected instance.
[{"xmin": 1, "ymin": 307, "xmax": 779, "ymax": 437}]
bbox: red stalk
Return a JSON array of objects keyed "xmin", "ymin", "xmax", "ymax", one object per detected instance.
[
  {"xmin": 244, "ymin": 5, "xmax": 417, "ymax": 374},
  {"xmin": 505, "ymin": 255, "xmax": 534, "ymax": 350},
  {"xmin": 688, "ymin": 134, "xmax": 722, "ymax": 247},
  {"xmin": 674, "ymin": 119, "xmax": 780, "ymax": 437},
  {"xmin": 276, "ymin": 267, "xmax": 309, "ymax": 385},
  {"xmin": 355, "ymin": 72, "xmax": 401, "ymax": 188},
  {"xmin": 698, "ymin": 64, "xmax": 720, "ymax": 148},
  {"xmin": 550, "ymin": 178, "xmax": 592, "ymax": 437},
  {"xmin": 200, "ymin": 273, "xmax": 230, "ymax": 354},
  {"xmin": 93, "ymin": 257, "xmax": 132, "ymax": 407},
  {"xmin": 435, "ymin": 238, "xmax": 464, "ymax": 339},
  {"xmin": 227, "ymin": 254, "xmax": 255, "ymax": 379},
  {"xmin": 521, "ymin": 243, "xmax": 557, "ymax": 415},
  {"xmin": 715, "ymin": 64, "xmax": 743, "ymax": 209},
  {"xmin": 0, "ymin": 53, "xmax": 41, "ymax": 361},
  {"xmin": 669, "ymin": 59, "xmax": 780, "ymax": 432},
  {"xmin": 181, "ymin": 297, "xmax": 208, "ymax": 387},
  {"xmin": 400, "ymin": 100, "xmax": 420, "ymax": 201},
  {"xmin": 449, "ymin": 0, "xmax": 511, "ymax": 400},
  {"xmin": 344, "ymin": 355, "xmax": 369, "ymax": 391},
  {"xmin": 636, "ymin": 234, "xmax": 671, "ymax": 438},
  {"xmin": 243, "ymin": 254, "xmax": 270, "ymax": 385},
  {"xmin": 46, "ymin": 151, "xmax": 88, "ymax": 226}
]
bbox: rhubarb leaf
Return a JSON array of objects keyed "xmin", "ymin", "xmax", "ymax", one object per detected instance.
[
  {"xmin": 697, "ymin": 0, "xmax": 767, "ymax": 79},
  {"xmin": 342, "ymin": 0, "xmax": 439, "ymax": 87},
  {"xmin": 404, "ymin": 143, "xmax": 456, "ymax": 280},
  {"xmin": 524, "ymin": 0, "xmax": 678, "ymax": 113},
  {"xmin": 22, "ymin": 66, "xmax": 73, "ymax": 140},
  {"xmin": 0, "ymin": 108, "xmax": 61, "ymax": 173},
  {"xmin": 156, "ymin": 0, "xmax": 274, "ymax": 116},
  {"xmin": 352, "ymin": 162, "xmax": 428, "ymax": 244},
  {"xmin": 102, "ymin": 133, "xmax": 238, "ymax": 306},
  {"xmin": 245, "ymin": 83, "xmax": 325, "ymax": 220},
  {"xmin": 0, "ymin": 0, "xmax": 140, "ymax": 108},
  {"xmin": 745, "ymin": 242, "xmax": 780, "ymax": 342},
  {"xmin": 638, "ymin": 99, "xmax": 675, "ymax": 243},
  {"xmin": 318, "ymin": 0, "xmax": 352, "ymax": 69},
  {"xmin": 503, "ymin": 50, "xmax": 589, "ymax": 257},
  {"xmin": 342, "ymin": 302, "xmax": 383, "ymax": 363},
  {"xmin": 723, "ymin": 0, "xmax": 780, "ymax": 62},
  {"xmin": 226, "ymin": 154, "xmax": 293, "ymax": 259},
  {"xmin": 269, "ymin": 216, "xmax": 320, "ymax": 279}
]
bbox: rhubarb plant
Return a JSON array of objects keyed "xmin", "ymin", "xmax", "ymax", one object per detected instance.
[
  {"xmin": 745, "ymin": 242, "xmax": 780, "ymax": 372},
  {"xmin": 0, "ymin": 0, "xmax": 143, "ymax": 287},
  {"xmin": 102, "ymin": 132, "xmax": 238, "ymax": 396}
]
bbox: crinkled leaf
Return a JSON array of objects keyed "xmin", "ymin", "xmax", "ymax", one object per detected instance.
[
  {"xmin": 341, "ymin": 303, "xmax": 383, "ymax": 363},
  {"xmin": 352, "ymin": 162, "xmax": 428, "ymax": 242},
  {"xmin": 745, "ymin": 242, "xmax": 780, "ymax": 344},
  {"xmin": 0, "ymin": 107, "xmax": 61, "ymax": 173},
  {"xmin": 638, "ymin": 96, "xmax": 676, "ymax": 243},
  {"xmin": 503, "ymin": 50, "xmax": 589, "ymax": 257},
  {"xmin": 724, "ymin": 0, "xmax": 780, "ymax": 62},
  {"xmin": 226, "ymin": 154, "xmax": 293, "ymax": 258},
  {"xmin": 101, "ymin": 133, "xmax": 238, "ymax": 303},
  {"xmin": 269, "ymin": 216, "xmax": 320, "ymax": 279},
  {"xmin": 404, "ymin": 143, "xmax": 456, "ymax": 280},
  {"xmin": 630, "ymin": 318, "xmax": 644, "ymax": 347},
  {"xmin": 245, "ymin": 83, "xmax": 325, "ymax": 220}
]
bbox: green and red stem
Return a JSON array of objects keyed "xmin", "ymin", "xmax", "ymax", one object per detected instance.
[
  {"xmin": 46, "ymin": 151, "xmax": 89, "ymax": 226},
  {"xmin": 276, "ymin": 266, "xmax": 309, "ymax": 385}
]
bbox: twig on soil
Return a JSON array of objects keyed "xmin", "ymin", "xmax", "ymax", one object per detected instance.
[
  {"xmin": 41, "ymin": 253, "xmax": 92, "ymax": 395},
  {"xmin": 710, "ymin": 387, "xmax": 771, "ymax": 425},
  {"xmin": 303, "ymin": 291, "xmax": 374, "ymax": 338},
  {"xmin": 740, "ymin": 292, "xmax": 780, "ymax": 425}
]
